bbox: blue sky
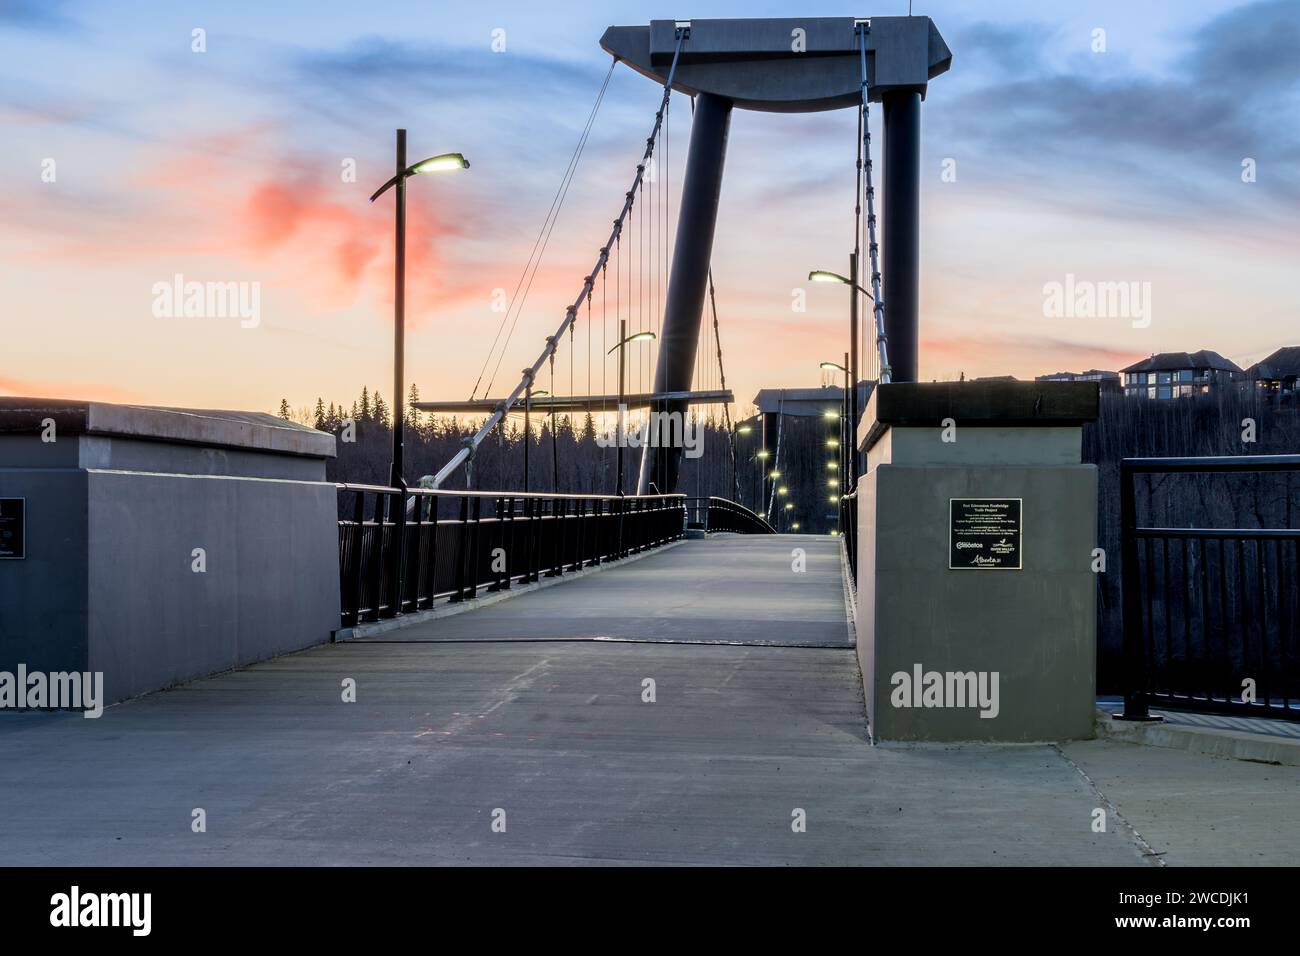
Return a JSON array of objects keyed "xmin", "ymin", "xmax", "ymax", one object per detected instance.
[{"xmin": 1, "ymin": 0, "xmax": 1295, "ymax": 413}]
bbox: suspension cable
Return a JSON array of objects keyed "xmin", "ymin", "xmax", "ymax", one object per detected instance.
[
  {"xmin": 706, "ymin": 268, "xmax": 732, "ymax": 437},
  {"xmin": 472, "ymin": 59, "xmax": 616, "ymax": 401},
  {"xmin": 768, "ymin": 392, "xmax": 785, "ymax": 520},
  {"xmin": 858, "ymin": 22, "xmax": 891, "ymax": 385},
  {"xmin": 431, "ymin": 30, "xmax": 688, "ymax": 488}
]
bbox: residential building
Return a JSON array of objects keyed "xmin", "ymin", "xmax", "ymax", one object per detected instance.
[
  {"xmin": 1120, "ymin": 351, "xmax": 1241, "ymax": 399},
  {"xmin": 1246, "ymin": 346, "xmax": 1300, "ymax": 403},
  {"xmin": 1035, "ymin": 369, "xmax": 1121, "ymax": 393}
]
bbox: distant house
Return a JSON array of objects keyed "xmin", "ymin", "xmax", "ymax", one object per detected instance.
[
  {"xmin": 1120, "ymin": 351, "xmax": 1242, "ymax": 399},
  {"xmin": 1246, "ymin": 346, "xmax": 1300, "ymax": 403},
  {"xmin": 1035, "ymin": 369, "xmax": 1121, "ymax": 393}
]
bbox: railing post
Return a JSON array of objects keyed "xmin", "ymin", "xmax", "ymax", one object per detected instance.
[
  {"xmin": 423, "ymin": 495, "xmax": 440, "ymax": 605},
  {"xmin": 617, "ymin": 497, "xmax": 626, "ymax": 559},
  {"xmin": 501, "ymin": 496, "xmax": 514, "ymax": 590},
  {"xmin": 1118, "ymin": 461, "xmax": 1157, "ymax": 720},
  {"xmin": 466, "ymin": 496, "xmax": 483, "ymax": 600},
  {"xmin": 551, "ymin": 497, "xmax": 565, "ymax": 577},
  {"xmin": 408, "ymin": 493, "xmax": 424, "ymax": 608},
  {"xmin": 450, "ymin": 494, "xmax": 470, "ymax": 603},
  {"xmin": 572, "ymin": 499, "xmax": 585, "ymax": 571},
  {"xmin": 390, "ymin": 486, "xmax": 408, "ymax": 616},
  {"xmin": 366, "ymin": 491, "xmax": 390, "ymax": 621},
  {"xmin": 346, "ymin": 490, "xmax": 366, "ymax": 627},
  {"xmin": 533, "ymin": 497, "xmax": 545, "ymax": 582},
  {"xmin": 488, "ymin": 497, "xmax": 506, "ymax": 591}
]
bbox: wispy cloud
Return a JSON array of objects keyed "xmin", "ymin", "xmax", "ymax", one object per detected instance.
[{"xmin": 932, "ymin": 0, "xmax": 1300, "ymax": 224}]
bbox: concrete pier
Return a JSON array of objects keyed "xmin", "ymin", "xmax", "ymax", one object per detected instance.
[
  {"xmin": 0, "ymin": 399, "xmax": 339, "ymax": 704},
  {"xmin": 855, "ymin": 381, "xmax": 1100, "ymax": 742}
]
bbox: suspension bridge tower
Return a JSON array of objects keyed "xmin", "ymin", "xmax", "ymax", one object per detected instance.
[{"xmin": 601, "ymin": 16, "xmax": 952, "ymax": 494}]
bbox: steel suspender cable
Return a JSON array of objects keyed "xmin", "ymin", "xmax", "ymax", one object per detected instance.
[
  {"xmin": 706, "ymin": 268, "xmax": 733, "ymax": 438},
  {"xmin": 471, "ymin": 60, "xmax": 616, "ymax": 401},
  {"xmin": 858, "ymin": 22, "xmax": 892, "ymax": 384},
  {"xmin": 768, "ymin": 393, "xmax": 785, "ymax": 521},
  {"xmin": 431, "ymin": 30, "xmax": 685, "ymax": 487}
]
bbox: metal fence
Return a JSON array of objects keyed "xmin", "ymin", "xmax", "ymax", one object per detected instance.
[
  {"xmin": 337, "ymin": 485, "xmax": 687, "ymax": 627},
  {"xmin": 683, "ymin": 496, "xmax": 776, "ymax": 534},
  {"xmin": 1118, "ymin": 455, "xmax": 1300, "ymax": 721},
  {"xmin": 839, "ymin": 489, "xmax": 858, "ymax": 580}
]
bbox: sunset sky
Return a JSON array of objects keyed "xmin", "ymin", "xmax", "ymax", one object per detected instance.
[{"xmin": 2, "ymin": 0, "xmax": 1296, "ymax": 418}]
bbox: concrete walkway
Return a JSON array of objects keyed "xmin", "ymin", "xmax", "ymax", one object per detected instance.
[
  {"xmin": 358, "ymin": 533, "xmax": 852, "ymax": 646},
  {"xmin": 0, "ymin": 535, "xmax": 1294, "ymax": 865}
]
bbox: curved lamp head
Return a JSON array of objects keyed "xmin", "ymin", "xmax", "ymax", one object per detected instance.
[
  {"xmin": 820, "ymin": 361, "xmax": 848, "ymax": 374},
  {"xmin": 607, "ymin": 330, "xmax": 656, "ymax": 354},
  {"xmin": 414, "ymin": 153, "xmax": 470, "ymax": 174},
  {"xmin": 370, "ymin": 152, "xmax": 470, "ymax": 202},
  {"xmin": 809, "ymin": 269, "xmax": 869, "ymax": 297}
]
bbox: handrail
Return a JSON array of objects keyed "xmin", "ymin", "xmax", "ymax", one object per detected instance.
[
  {"xmin": 337, "ymin": 482, "xmax": 686, "ymax": 504},
  {"xmin": 1121, "ymin": 454, "xmax": 1300, "ymax": 474},
  {"xmin": 683, "ymin": 496, "xmax": 776, "ymax": 534},
  {"xmin": 337, "ymin": 483, "xmax": 689, "ymax": 627}
]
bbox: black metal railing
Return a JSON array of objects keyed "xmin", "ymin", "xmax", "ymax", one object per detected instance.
[
  {"xmin": 1119, "ymin": 455, "xmax": 1300, "ymax": 721},
  {"xmin": 684, "ymin": 497, "xmax": 776, "ymax": 534},
  {"xmin": 337, "ymin": 485, "xmax": 688, "ymax": 628},
  {"xmin": 839, "ymin": 489, "xmax": 858, "ymax": 581}
]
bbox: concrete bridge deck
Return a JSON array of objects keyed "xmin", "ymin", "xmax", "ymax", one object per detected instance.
[
  {"xmin": 1, "ymin": 534, "xmax": 1295, "ymax": 866},
  {"xmin": 357, "ymin": 533, "xmax": 854, "ymax": 646}
]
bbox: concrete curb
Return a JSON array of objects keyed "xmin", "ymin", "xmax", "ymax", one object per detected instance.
[
  {"xmin": 1095, "ymin": 708, "xmax": 1300, "ymax": 766},
  {"xmin": 334, "ymin": 539, "xmax": 688, "ymax": 641}
]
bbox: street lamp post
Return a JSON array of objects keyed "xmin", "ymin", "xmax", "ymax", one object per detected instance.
[
  {"xmin": 393, "ymin": 129, "xmax": 407, "ymax": 492},
  {"xmin": 548, "ymin": 395, "xmax": 557, "ymax": 492},
  {"xmin": 731, "ymin": 424, "xmax": 751, "ymax": 505},
  {"xmin": 606, "ymin": 323, "xmax": 656, "ymax": 495},
  {"xmin": 523, "ymin": 374, "xmax": 534, "ymax": 494},
  {"xmin": 811, "ymin": 267, "xmax": 878, "ymax": 491},
  {"xmin": 820, "ymin": 359, "xmax": 850, "ymax": 484},
  {"xmin": 370, "ymin": 134, "xmax": 469, "ymax": 491},
  {"xmin": 369, "ymin": 134, "xmax": 467, "ymax": 618},
  {"xmin": 843, "ymin": 351, "xmax": 849, "ymax": 482},
  {"xmin": 848, "ymin": 252, "xmax": 858, "ymax": 487}
]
